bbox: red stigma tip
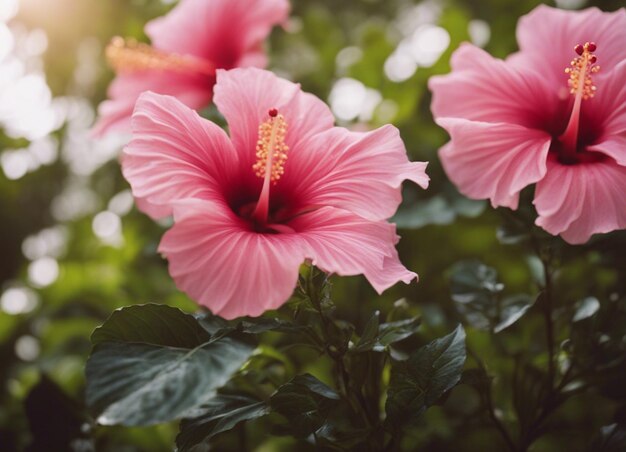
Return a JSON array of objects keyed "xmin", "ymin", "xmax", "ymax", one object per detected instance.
[
  {"xmin": 587, "ymin": 42, "xmax": 597, "ymax": 52},
  {"xmin": 590, "ymin": 55, "xmax": 597, "ymax": 64},
  {"xmin": 574, "ymin": 44, "xmax": 584, "ymax": 55},
  {"xmin": 268, "ymin": 108, "xmax": 278, "ymax": 118}
]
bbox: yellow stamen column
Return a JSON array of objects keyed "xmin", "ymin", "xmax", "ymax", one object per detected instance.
[
  {"xmin": 252, "ymin": 109, "xmax": 289, "ymax": 225},
  {"xmin": 559, "ymin": 42, "xmax": 600, "ymax": 163}
]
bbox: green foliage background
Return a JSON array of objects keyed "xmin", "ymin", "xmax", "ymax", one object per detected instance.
[{"xmin": 1, "ymin": 0, "xmax": 625, "ymax": 450}]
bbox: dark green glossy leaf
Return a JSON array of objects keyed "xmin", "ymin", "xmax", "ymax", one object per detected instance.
[
  {"xmin": 176, "ymin": 395, "xmax": 269, "ymax": 452},
  {"xmin": 378, "ymin": 317, "xmax": 422, "ymax": 347},
  {"xmin": 394, "ymin": 197, "xmax": 455, "ymax": 229},
  {"xmin": 91, "ymin": 303, "xmax": 210, "ymax": 347},
  {"xmin": 451, "ymin": 261, "xmax": 534, "ymax": 332},
  {"xmin": 86, "ymin": 304, "xmax": 256, "ymax": 426},
  {"xmin": 494, "ymin": 294, "xmax": 535, "ymax": 333},
  {"xmin": 385, "ymin": 325, "xmax": 466, "ymax": 428},
  {"xmin": 270, "ymin": 374, "xmax": 340, "ymax": 438},
  {"xmin": 353, "ymin": 315, "xmax": 421, "ymax": 352},
  {"xmin": 352, "ymin": 311, "xmax": 380, "ymax": 352},
  {"xmin": 573, "ymin": 297, "xmax": 600, "ymax": 322},
  {"xmin": 394, "ymin": 191, "xmax": 485, "ymax": 230},
  {"xmin": 590, "ymin": 424, "xmax": 626, "ymax": 452}
]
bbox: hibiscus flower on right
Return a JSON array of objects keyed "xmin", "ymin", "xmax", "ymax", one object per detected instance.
[{"xmin": 429, "ymin": 5, "xmax": 626, "ymax": 244}]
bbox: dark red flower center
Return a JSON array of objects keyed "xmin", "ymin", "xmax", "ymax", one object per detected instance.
[
  {"xmin": 222, "ymin": 109, "xmax": 303, "ymax": 233},
  {"xmin": 552, "ymin": 41, "xmax": 605, "ymax": 165}
]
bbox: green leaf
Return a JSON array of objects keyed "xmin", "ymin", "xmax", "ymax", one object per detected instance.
[
  {"xmin": 176, "ymin": 395, "xmax": 270, "ymax": 452},
  {"xmin": 91, "ymin": 303, "xmax": 211, "ymax": 347},
  {"xmin": 590, "ymin": 424, "xmax": 626, "ymax": 452},
  {"xmin": 573, "ymin": 297, "xmax": 600, "ymax": 322},
  {"xmin": 237, "ymin": 317, "xmax": 312, "ymax": 336},
  {"xmin": 270, "ymin": 374, "xmax": 340, "ymax": 438},
  {"xmin": 385, "ymin": 325, "xmax": 466, "ymax": 428},
  {"xmin": 450, "ymin": 261, "xmax": 534, "ymax": 332},
  {"xmin": 494, "ymin": 294, "xmax": 535, "ymax": 333},
  {"xmin": 352, "ymin": 311, "xmax": 380, "ymax": 352},
  {"xmin": 352, "ymin": 315, "xmax": 421, "ymax": 352},
  {"xmin": 394, "ymin": 191, "xmax": 485, "ymax": 230},
  {"xmin": 86, "ymin": 304, "xmax": 256, "ymax": 426},
  {"xmin": 394, "ymin": 197, "xmax": 455, "ymax": 229},
  {"xmin": 378, "ymin": 317, "xmax": 422, "ymax": 347}
]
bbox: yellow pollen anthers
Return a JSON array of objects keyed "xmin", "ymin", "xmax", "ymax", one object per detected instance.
[
  {"xmin": 565, "ymin": 41, "xmax": 600, "ymax": 100},
  {"xmin": 253, "ymin": 110, "xmax": 289, "ymax": 184},
  {"xmin": 105, "ymin": 37, "xmax": 214, "ymax": 76}
]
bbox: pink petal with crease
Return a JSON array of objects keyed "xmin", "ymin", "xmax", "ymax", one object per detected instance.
[
  {"xmin": 534, "ymin": 156, "xmax": 626, "ymax": 244},
  {"xmin": 437, "ymin": 118, "xmax": 551, "ymax": 209},
  {"xmin": 160, "ymin": 200, "xmax": 304, "ymax": 319},
  {"xmin": 92, "ymin": 71, "xmax": 212, "ymax": 138},
  {"xmin": 146, "ymin": 0, "xmax": 289, "ymax": 65},
  {"xmin": 282, "ymin": 125, "xmax": 429, "ymax": 221},
  {"xmin": 429, "ymin": 43, "xmax": 558, "ymax": 128},
  {"xmin": 122, "ymin": 92, "xmax": 238, "ymax": 219},
  {"xmin": 512, "ymin": 5, "xmax": 626, "ymax": 86},
  {"xmin": 93, "ymin": 0, "xmax": 289, "ymax": 137},
  {"xmin": 213, "ymin": 67, "xmax": 335, "ymax": 172},
  {"xmin": 586, "ymin": 60, "xmax": 626, "ymax": 165},
  {"xmin": 289, "ymin": 207, "xmax": 417, "ymax": 293}
]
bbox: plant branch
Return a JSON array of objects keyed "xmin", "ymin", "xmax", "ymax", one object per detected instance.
[
  {"xmin": 467, "ymin": 346, "xmax": 518, "ymax": 452},
  {"xmin": 305, "ymin": 266, "xmax": 373, "ymax": 430}
]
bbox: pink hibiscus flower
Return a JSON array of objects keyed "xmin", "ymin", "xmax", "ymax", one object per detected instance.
[
  {"xmin": 122, "ymin": 68, "xmax": 429, "ymax": 319},
  {"xmin": 429, "ymin": 5, "xmax": 626, "ymax": 244},
  {"xmin": 92, "ymin": 0, "xmax": 289, "ymax": 137}
]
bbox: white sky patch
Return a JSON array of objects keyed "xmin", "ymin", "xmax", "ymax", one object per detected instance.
[
  {"xmin": 51, "ymin": 180, "xmax": 99, "ymax": 222},
  {"xmin": 93, "ymin": 211, "xmax": 123, "ymax": 247},
  {"xmin": 1, "ymin": 149, "xmax": 30, "ymax": 180},
  {"xmin": 108, "ymin": 190, "xmax": 135, "ymax": 216},
  {"xmin": 384, "ymin": 1, "xmax": 449, "ymax": 83},
  {"xmin": 1, "ymin": 287, "xmax": 39, "ymax": 315},
  {"xmin": 329, "ymin": 78, "xmax": 382, "ymax": 122},
  {"xmin": 0, "ymin": 0, "xmax": 19, "ymax": 22},
  {"xmin": 384, "ymin": 51, "xmax": 418, "ymax": 83},
  {"xmin": 15, "ymin": 335, "xmax": 40, "ymax": 361},
  {"xmin": 22, "ymin": 226, "xmax": 68, "ymax": 261},
  {"xmin": 0, "ymin": 19, "xmax": 60, "ymax": 141},
  {"xmin": 0, "ymin": 23, "xmax": 14, "ymax": 60},
  {"xmin": 335, "ymin": 46, "xmax": 363, "ymax": 71},
  {"xmin": 468, "ymin": 20, "xmax": 491, "ymax": 48},
  {"xmin": 28, "ymin": 257, "xmax": 59, "ymax": 288},
  {"xmin": 409, "ymin": 25, "xmax": 450, "ymax": 67}
]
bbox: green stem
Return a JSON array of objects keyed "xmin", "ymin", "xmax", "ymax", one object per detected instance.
[
  {"xmin": 542, "ymin": 259, "xmax": 556, "ymax": 387},
  {"xmin": 467, "ymin": 346, "xmax": 518, "ymax": 452},
  {"xmin": 305, "ymin": 266, "xmax": 373, "ymax": 431},
  {"xmin": 519, "ymin": 240, "xmax": 563, "ymax": 451}
]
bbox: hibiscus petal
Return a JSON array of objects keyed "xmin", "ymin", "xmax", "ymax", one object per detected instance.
[
  {"xmin": 513, "ymin": 5, "xmax": 626, "ymax": 87},
  {"xmin": 281, "ymin": 125, "xmax": 428, "ymax": 221},
  {"xmin": 159, "ymin": 200, "xmax": 305, "ymax": 319},
  {"xmin": 122, "ymin": 92, "xmax": 238, "ymax": 219},
  {"xmin": 213, "ymin": 68, "xmax": 335, "ymax": 171},
  {"xmin": 534, "ymin": 155, "xmax": 626, "ymax": 244},
  {"xmin": 92, "ymin": 71, "xmax": 213, "ymax": 137},
  {"xmin": 437, "ymin": 118, "xmax": 551, "ymax": 209},
  {"xmin": 146, "ymin": 0, "xmax": 289, "ymax": 67},
  {"xmin": 429, "ymin": 43, "xmax": 558, "ymax": 128},
  {"xmin": 587, "ymin": 60, "xmax": 626, "ymax": 165},
  {"xmin": 288, "ymin": 207, "xmax": 417, "ymax": 293}
]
